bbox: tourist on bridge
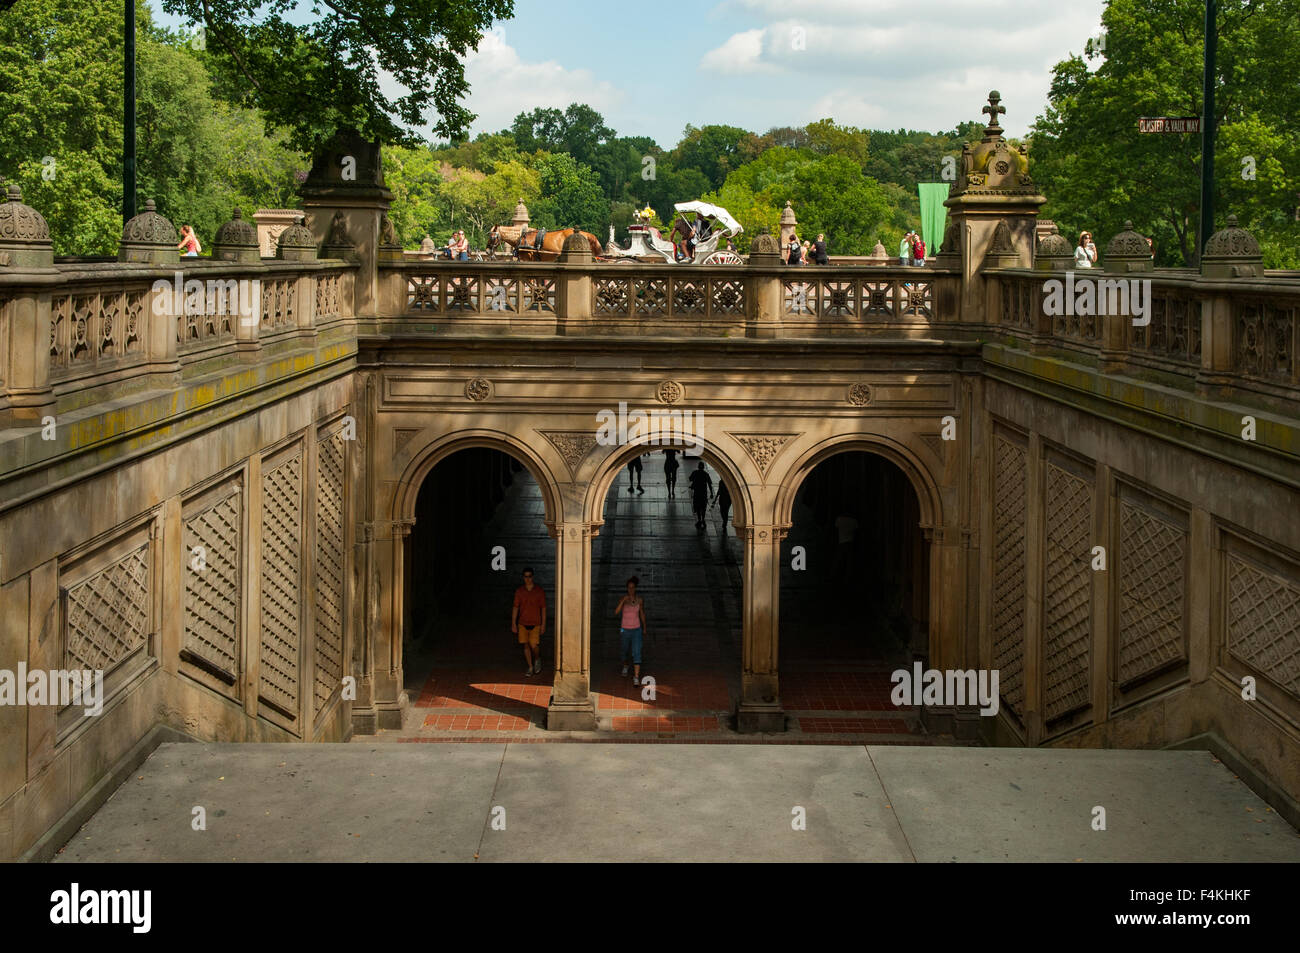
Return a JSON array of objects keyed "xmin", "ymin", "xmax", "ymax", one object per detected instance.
[
  {"xmin": 663, "ymin": 448, "xmax": 680, "ymax": 498},
  {"xmin": 177, "ymin": 225, "xmax": 201, "ymax": 258},
  {"xmin": 813, "ymin": 233, "xmax": 828, "ymax": 265},
  {"xmin": 615, "ymin": 576, "xmax": 647, "ymax": 684},
  {"xmin": 1075, "ymin": 231, "xmax": 1096, "ymax": 268},
  {"xmin": 911, "ymin": 233, "xmax": 926, "ymax": 266},
  {"xmin": 627, "ymin": 454, "xmax": 644, "ymax": 494},
  {"xmin": 689, "ymin": 460, "xmax": 715, "ymax": 529},
  {"xmin": 788, "ymin": 236, "xmax": 803, "ymax": 265},
  {"xmin": 512, "ymin": 567, "xmax": 547, "ymax": 676},
  {"xmin": 899, "ymin": 232, "xmax": 913, "ymax": 266}
]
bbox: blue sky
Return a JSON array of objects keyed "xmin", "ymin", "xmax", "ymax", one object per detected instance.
[{"xmin": 150, "ymin": 0, "xmax": 1109, "ymax": 148}]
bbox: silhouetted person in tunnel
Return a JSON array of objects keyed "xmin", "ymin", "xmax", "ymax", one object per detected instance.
[
  {"xmin": 715, "ymin": 480, "xmax": 732, "ymax": 532},
  {"xmin": 662, "ymin": 448, "xmax": 680, "ymax": 497},
  {"xmin": 627, "ymin": 454, "xmax": 644, "ymax": 494},
  {"xmin": 689, "ymin": 460, "xmax": 714, "ymax": 529}
]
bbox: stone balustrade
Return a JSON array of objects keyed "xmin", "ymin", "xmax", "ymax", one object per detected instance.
[{"xmin": 991, "ymin": 268, "xmax": 1299, "ymax": 402}]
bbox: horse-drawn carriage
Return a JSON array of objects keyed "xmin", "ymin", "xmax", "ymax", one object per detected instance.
[
  {"xmin": 485, "ymin": 201, "xmax": 743, "ymax": 265},
  {"xmin": 604, "ymin": 201, "xmax": 744, "ymax": 264}
]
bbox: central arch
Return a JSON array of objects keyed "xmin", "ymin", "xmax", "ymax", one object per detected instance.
[{"xmin": 582, "ymin": 437, "xmax": 754, "ymax": 727}]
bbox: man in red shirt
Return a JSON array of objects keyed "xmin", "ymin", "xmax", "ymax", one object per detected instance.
[{"xmin": 512, "ymin": 567, "xmax": 547, "ymax": 676}]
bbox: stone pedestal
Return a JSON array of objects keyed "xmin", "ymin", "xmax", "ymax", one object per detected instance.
[
  {"xmin": 252, "ymin": 209, "xmax": 302, "ymax": 258},
  {"xmin": 298, "ymin": 131, "xmax": 392, "ymax": 317}
]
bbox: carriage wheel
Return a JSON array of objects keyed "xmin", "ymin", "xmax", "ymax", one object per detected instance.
[{"xmin": 702, "ymin": 250, "xmax": 743, "ymax": 265}]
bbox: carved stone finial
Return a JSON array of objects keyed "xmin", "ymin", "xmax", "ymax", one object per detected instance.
[
  {"xmin": 0, "ymin": 182, "xmax": 54, "ymax": 267},
  {"xmin": 119, "ymin": 198, "xmax": 178, "ymax": 264},
  {"xmin": 276, "ymin": 214, "xmax": 318, "ymax": 261},
  {"xmin": 1201, "ymin": 213, "xmax": 1263, "ymax": 278},
  {"xmin": 780, "ymin": 200, "xmax": 796, "ymax": 225},
  {"xmin": 982, "ymin": 90, "xmax": 1006, "ymax": 134},
  {"xmin": 212, "ymin": 206, "xmax": 260, "ymax": 262},
  {"xmin": 1104, "ymin": 220, "xmax": 1153, "ymax": 273}
]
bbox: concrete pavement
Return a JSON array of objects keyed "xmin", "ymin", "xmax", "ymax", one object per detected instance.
[{"xmin": 51, "ymin": 742, "xmax": 1300, "ymax": 862}]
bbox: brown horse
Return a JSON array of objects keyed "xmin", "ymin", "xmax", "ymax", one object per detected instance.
[{"xmin": 488, "ymin": 225, "xmax": 603, "ymax": 261}]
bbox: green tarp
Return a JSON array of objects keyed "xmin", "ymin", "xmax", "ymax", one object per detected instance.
[{"xmin": 918, "ymin": 183, "xmax": 950, "ymax": 258}]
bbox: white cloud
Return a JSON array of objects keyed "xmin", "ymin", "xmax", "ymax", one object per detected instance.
[
  {"xmin": 461, "ymin": 31, "xmax": 625, "ymax": 136},
  {"xmin": 698, "ymin": 1, "xmax": 1106, "ymax": 134}
]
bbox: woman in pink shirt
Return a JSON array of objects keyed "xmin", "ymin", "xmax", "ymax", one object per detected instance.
[
  {"xmin": 177, "ymin": 225, "xmax": 201, "ymax": 257},
  {"xmin": 614, "ymin": 576, "xmax": 647, "ymax": 684}
]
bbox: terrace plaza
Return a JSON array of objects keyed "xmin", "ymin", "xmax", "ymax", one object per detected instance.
[{"xmin": 1, "ymin": 95, "xmax": 1298, "ymax": 861}]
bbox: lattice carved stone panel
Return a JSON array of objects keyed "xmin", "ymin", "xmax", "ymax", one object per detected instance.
[
  {"xmin": 991, "ymin": 434, "xmax": 1027, "ymax": 717},
  {"xmin": 1117, "ymin": 499, "xmax": 1186, "ymax": 684},
  {"xmin": 1227, "ymin": 552, "xmax": 1300, "ymax": 699},
  {"xmin": 314, "ymin": 429, "xmax": 347, "ymax": 716},
  {"xmin": 65, "ymin": 543, "xmax": 151, "ymax": 672},
  {"xmin": 260, "ymin": 453, "xmax": 303, "ymax": 719},
  {"xmin": 1042, "ymin": 462, "xmax": 1093, "ymax": 721},
  {"xmin": 183, "ymin": 489, "xmax": 242, "ymax": 682}
]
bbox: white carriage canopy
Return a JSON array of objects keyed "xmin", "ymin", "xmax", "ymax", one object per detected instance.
[{"xmin": 673, "ymin": 201, "xmax": 743, "ymax": 237}]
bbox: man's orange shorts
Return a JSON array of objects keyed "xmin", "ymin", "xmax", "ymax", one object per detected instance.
[{"xmin": 517, "ymin": 624, "xmax": 541, "ymax": 647}]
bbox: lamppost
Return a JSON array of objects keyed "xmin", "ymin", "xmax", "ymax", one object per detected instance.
[
  {"xmin": 1198, "ymin": 0, "xmax": 1216, "ymax": 258},
  {"xmin": 124, "ymin": 0, "xmax": 137, "ymax": 223}
]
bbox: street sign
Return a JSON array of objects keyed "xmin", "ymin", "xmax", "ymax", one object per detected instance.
[{"xmin": 1139, "ymin": 116, "xmax": 1202, "ymax": 134}]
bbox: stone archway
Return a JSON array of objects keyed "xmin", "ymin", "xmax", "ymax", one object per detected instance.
[
  {"xmin": 773, "ymin": 433, "xmax": 949, "ymax": 668},
  {"xmin": 580, "ymin": 439, "xmax": 754, "ymax": 726},
  {"xmin": 363, "ymin": 429, "xmax": 566, "ymax": 730}
]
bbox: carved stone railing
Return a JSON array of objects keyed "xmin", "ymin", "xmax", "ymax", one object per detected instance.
[
  {"xmin": 992, "ymin": 268, "xmax": 1299, "ymax": 401},
  {"xmin": 375, "ymin": 259, "xmax": 960, "ymax": 338},
  {"xmin": 0, "ymin": 259, "xmax": 357, "ymax": 422}
]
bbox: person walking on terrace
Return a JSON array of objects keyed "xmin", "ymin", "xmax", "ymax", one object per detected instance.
[
  {"xmin": 627, "ymin": 454, "xmax": 644, "ymax": 494},
  {"xmin": 899, "ymin": 231, "xmax": 913, "ymax": 266},
  {"xmin": 689, "ymin": 460, "xmax": 715, "ymax": 529},
  {"xmin": 512, "ymin": 567, "xmax": 546, "ymax": 676},
  {"xmin": 663, "ymin": 448, "xmax": 680, "ymax": 498},
  {"xmin": 615, "ymin": 576, "xmax": 647, "ymax": 684}
]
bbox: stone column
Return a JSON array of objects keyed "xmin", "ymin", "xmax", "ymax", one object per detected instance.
[
  {"xmin": 778, "ymin": 201, "xmax": 797, "ymax": 262},
  {"xmin": 299, "ymin": 131, "xmax": 392, "ymax": 319},
  {"xmin": 556, "ymin": 234, "xmax": 593, "ymax": 334},
  {"xmin": 0, "ymin": 186, "xmax": 56, "ymax": 422},
  {"xmin": 548, "ymin": 521, "xmax": 596, "ymax": 730},
  {"xmin": 1196, "ymin": 215, "xmax": 1264, "ymax": 392},
  {"xmin": 738, "ymin": 524, "xmax": 785, "ymax": 732},
  {"xmin": 745, "ymin": 235, "xmax": 783, "ymax": 339}
]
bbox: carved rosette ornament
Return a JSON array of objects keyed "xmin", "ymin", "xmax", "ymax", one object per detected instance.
[
  {"xmin": 118, "ymin": 198, "xmax": 179, "ymax": 264},
  {"xmin": 0, "ymin": 184, "xmax": 54, "ymax": 268},
  {"xmin": 847, "ymin": 383, "xmax": 873, "ymax": 406},
  {"xmin": 656, "ymin": 380, "xmax": 684, "ymax": 404},
  {"xmin": 540, "ymin": 431, "xmax": 599, "ymax": 476},
  {"xmin": 1201, "ymin": 215, "xmax": 1264, "ymax": 278},
  {"xmin": 465, "ymin": 377, "xmax": 492, "ymax": 401},
  {"xmin": 729, "ymin": 433, "xmax": 797, "ymax": 477}
]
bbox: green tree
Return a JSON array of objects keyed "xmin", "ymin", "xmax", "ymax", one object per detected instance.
[
  {"xmin": 528, "ymin": 152, "xmax": 606, "ymax": 233},
  {"xmin": 672, "ymin": 124, "xmax": 755, "ymax": 191},
  {"xmin": 163, "ymin": 0, "xmax": 514, "ymax": 150},
  {"xmin": 1030, "ymin": 0, "xmax": 1300, "ymax": 267}
]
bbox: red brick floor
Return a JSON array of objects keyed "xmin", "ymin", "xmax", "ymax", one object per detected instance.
[{"xmin": 384, "ymin": 463, "xmax": 958, "ymax": 746}]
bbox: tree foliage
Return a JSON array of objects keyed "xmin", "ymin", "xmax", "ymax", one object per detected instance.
[
  {"xmin": 162, "ymin": 0, "xmax": 514, "ymax": 151},
  {"xmin": 1030, "ymin": 0, "xmax": 1300, "ymax": 267}
]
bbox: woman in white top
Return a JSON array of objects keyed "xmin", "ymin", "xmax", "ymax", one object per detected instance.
[{"xmin": 1074, "ymin": 230, "xmax": 1093, "ymax": 268}]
